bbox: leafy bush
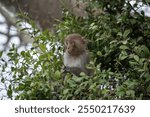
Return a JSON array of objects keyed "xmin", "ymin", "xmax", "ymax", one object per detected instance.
[{"xmin": 1, "ymin": 0, "xmax": 150, "ymax": 99}]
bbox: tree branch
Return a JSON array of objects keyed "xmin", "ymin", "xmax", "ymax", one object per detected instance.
[{"xmin": 0, "ymin": 2, "xmax": 33, "ymax": 45}]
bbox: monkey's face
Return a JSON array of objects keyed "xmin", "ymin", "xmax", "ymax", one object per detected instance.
[
  {"xmin": 65, "ymin": 41, "xmax": 79, "ymax": 56},
  {"xmin": 64, "ymin": 34, "xmax": 87, "ymax": 56}
]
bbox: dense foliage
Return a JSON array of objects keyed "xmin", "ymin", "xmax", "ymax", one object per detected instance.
[{"xmin": 1, "ymin": 0, "xmax": 150, "ymax": 99}]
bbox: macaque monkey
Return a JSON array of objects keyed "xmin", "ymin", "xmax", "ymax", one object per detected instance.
[{"xmin": 63, "ymin": 33, "xmax": 92, "ymax": 76}]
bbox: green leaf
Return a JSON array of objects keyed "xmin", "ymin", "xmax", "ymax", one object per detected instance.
[
  {"xmin": 133, "ymin": 55, "xmax": 139, "ymax": 62},
  {"xmin": 117, "ymin": 32, "xmax": 122, "ymax": 37},
  {"xmin": 73, "ymin": 77, "xmax": 83, "ymax": 82},
  {"xmin": 123, "ymin": 30, "xmax": 130, "ymax": 38},
  {"xmin": 63, "ymin": 89, "xmax": 70, "ymax": 95},
  {"xmin": 0, "ymin": 51, "xmax": 3, "ymax": 57},
  {"xmin": 39, "ymin": 54, "xmax": 47, "ymax": 61},
  {"xmin": 97, "ymin": 51, "xmax": 102, "ymax": 56},
  {"xmin": 18, "ymin": 84, "xmax": 26, "ymax": 90},
  {"xmin": 54, "ymin": 70, "xmax": 61, "ymax": 79},
  {"xmin": 21, "ymin": 51, "xmax": 25, "ymax": 57},
  {"xmin": 119, "ymin": 51, "xmax": 128, "ymax": 60},
  {"xmin": 7, "ymin": 85, "xmax": 12, "ymax": 98},
  {"xmin": 122, "ymin": 40, "xmax": 128, "ymax": 45},
  {"xmin": 80, "ymin": 72, "xmax": 86, "ymax": 76},
  {"xmin": 126, "ymin": 90, "xmax": 135, "ymax": 97},
  {"xmin": 141, "ymin": 45, "xmax": 150, "ymax": 58},
  {"xmin": 119, "ymin": 45, "xmax": 128, "ymax": 50},
  {"xmin": 144, "ymin": 74, "xmax": 150, "ymax": 82},
  {"xmin": 39, "ymin": 44, "xmax": 47, "ymax": 52},
  {"xmin": 1, "ymin": 77, "xmax": 4, "ymax": 83}
]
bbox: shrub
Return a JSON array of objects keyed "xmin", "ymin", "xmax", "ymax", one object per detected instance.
[{"xmin": 1, "ymin": 0, "xmax": 150, "ymax": 99}]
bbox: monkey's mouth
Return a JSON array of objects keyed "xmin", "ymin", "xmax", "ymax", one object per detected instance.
[{"xmin": 67, "ymin": 51, "xmax": 74, "ymax": 56}]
